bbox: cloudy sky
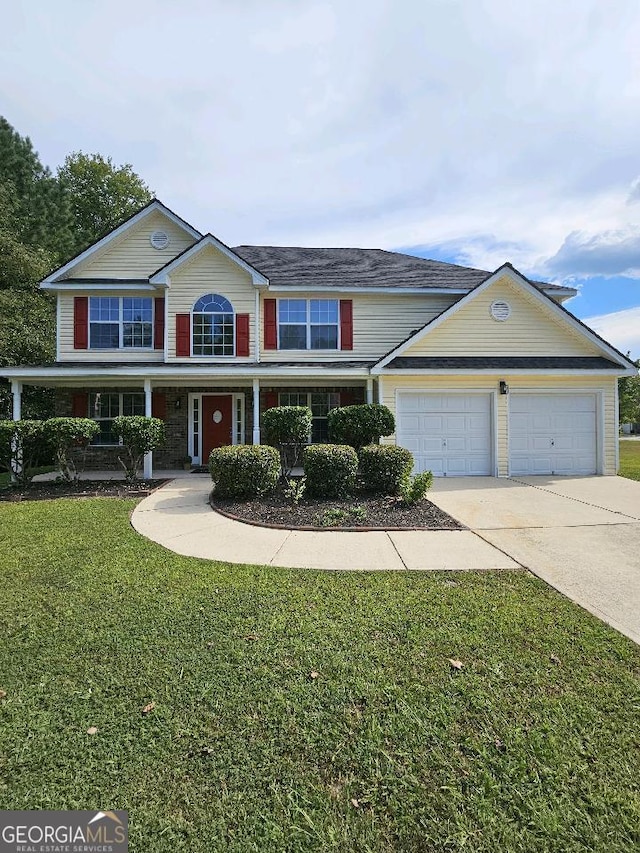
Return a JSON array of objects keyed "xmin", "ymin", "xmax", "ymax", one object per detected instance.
[{"xmin": 2, "ymin": 0, "xmax": 640, "ymax": 356}]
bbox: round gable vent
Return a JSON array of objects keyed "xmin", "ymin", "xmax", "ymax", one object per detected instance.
[
  {"xmin": 150, "ymin": 230, "xmax": 170, "ymax": 250},
  {"xmin": 490, "ymin": 300, "xmax": 511, "ymax": 322}
]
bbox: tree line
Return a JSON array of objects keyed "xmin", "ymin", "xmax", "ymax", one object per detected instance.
[{"xmin": 0, "ymin": 116, "xmax": 153, "ymax": 416}]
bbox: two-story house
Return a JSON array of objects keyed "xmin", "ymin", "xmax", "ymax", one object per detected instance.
[{"xmin": 2, "ymin": 199, "xmax": 636, "ymax": 478}]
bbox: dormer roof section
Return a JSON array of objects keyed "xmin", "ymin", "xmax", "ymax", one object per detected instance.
[{"xmin": 148, "ymin": 234, "xmax": 269, "ymax": 287}]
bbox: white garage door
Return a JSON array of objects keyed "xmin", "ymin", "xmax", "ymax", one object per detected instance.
[
  {"xmin": 509, "ymin": 394, "xmax": 597, "ymax": 475},
  {"xmin": 397, "ymin": 393, "xmax": 492, "ymax": 476}
]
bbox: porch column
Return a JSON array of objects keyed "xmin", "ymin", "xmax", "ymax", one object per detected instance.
[
  {"xmin": 11, "ymin": 380, "xmax": 22, "ymax": 421},
  {"xmin": 10, "ymin": 381, "xmax": 22, "ymax": 483},
  {"xmin": 377, "ymin": 376, "xmax": 384, "ymax": 405},
  {"xmin": 252, "ymin": 378, "xmax": 261, "ymax": 444},
  {"xmin": 143, "ymin": 379, "xmax": 153, "ymax": 479},
  {"xmin": 366, "ymin": 378, "xmax": 373, "ymax": 404}
]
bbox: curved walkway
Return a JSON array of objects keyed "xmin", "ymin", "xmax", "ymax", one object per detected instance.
[
  {"xmin": 131, "ymin": 474, "xmax": 640, "ymax": 644},
  {"xmin": 131, "ymin": 475, "xmax": 518, "ymax": 571}
]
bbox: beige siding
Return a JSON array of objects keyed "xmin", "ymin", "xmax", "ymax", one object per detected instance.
[
  {"xmin": 380, "ymin": 374, "xmax": 618, "ymax": 476},
  {"xmin": 259, "ymin": 292, "xmax": 458, "ymax": 361},
  {"xmin": 69, "ymin": 211, "xmax": 197, "ymax": 280},
  {"xmin": 402, "ymin": 276, "xmax": 601, "ymax": 357},
  {"xmin": 167, "ymin": 245, "xmax": 256, "ymax": 361},
  {"xmin": 58, "ymin": 291, "xmax": 165, "ymax": 363}
]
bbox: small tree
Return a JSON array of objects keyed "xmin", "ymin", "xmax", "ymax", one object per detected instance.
[
  {"xmin": 112, "ymin": 415, "xmax": 165, "ymax": 481},
  {"xmin": 619, "ymin": 361, "xmax": 640, "ymax": 426},
  {"xmin": 0, "ymin": 419, "xmax": 45, "ymax": 485},
  {"xmin": 44, "ymin": 417, "xmax": 99, "ymax": 482},
  {"xmin": 327, "ymin": 404, "xmax": 395, "ymax": 450},
  {"xmin": 262, "ymin": 406, "xmax": 312, "ymax": 477}
]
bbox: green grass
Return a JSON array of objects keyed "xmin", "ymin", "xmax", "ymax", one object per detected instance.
[
  {"xmin": 619, "ymin": 439, "xmax": 640, "ymax": 480},
  {"xmin": 0, "ymin": 499, "xmax": 638, "ymax": 852}
]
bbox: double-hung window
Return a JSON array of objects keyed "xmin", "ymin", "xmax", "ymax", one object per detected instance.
[
  {"xmin": 192, "ymin": 294, "xmax": 234, "ymax": 356},
  {"xmin": 89, "ymin": 297, "xmax": 153, "ymax": 349},
  {"xmin": 278, "ymin": 391, "xmax": 340, "ymax": 442},
  {"xmin": 278, "ymin": 299, "xmax": 339, "ymax": 350},
  {"xmin": 88, "ymin": 392, "xmax": 145, "ymax": 445}
]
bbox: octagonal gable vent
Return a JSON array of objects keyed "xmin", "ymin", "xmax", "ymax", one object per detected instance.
[
  {"xmin": 489, "ymin": 300, "xmax": 511, "ymax": 322},
  {"xmin": 150, "ymin": 230, "xmax": 170, "ymax": 250}
]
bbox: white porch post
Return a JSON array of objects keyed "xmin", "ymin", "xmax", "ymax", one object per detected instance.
[
  {"xmin": 144, "ymin": 378, "xmax": 153, "ymax": 479},
  {"xmin": 366, "ymin": 378, "xmax": 373, "ymax": 404},
  {"xmin": 11, "ymin": 380, "xmax": 22, "ymax": 421},
  {"xmin": 377, "ymin": 376, "xmax": 384, "ymax": 405},
  {"xmin": 10, "ymin": 381, "xmax": 22, "ymax": 483},
  {"xmin": 252, "ymin": 378, "xmax": 261, "ymax": 444}
]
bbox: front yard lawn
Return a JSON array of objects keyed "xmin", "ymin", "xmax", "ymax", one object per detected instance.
[
  {"xmin": 0, "ymin": 499, "xmax": 638, "ymax": 852},
  {"xmin": 619, "ymin": 438, "xmax": 640, "ymax": 480}
]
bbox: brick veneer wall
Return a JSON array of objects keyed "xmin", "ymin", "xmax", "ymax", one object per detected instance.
[{"xmin": 54, "ymin": 384, "xmax": 367, "ymax": 471}]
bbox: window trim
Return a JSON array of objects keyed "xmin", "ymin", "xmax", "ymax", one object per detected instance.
[
  {"xmin": 88, "ymin": 391, "xmax": 146, "ymax": 446},
  {"xmin": 88, "ymin": 296, "xmax": 154, "ymax": 351},
  {"xmin": 277, "ymin": 299, "xmax": 340, "ymax": 351},
  {"xmin": 277, "ymin": 391, "xmax": 340, "ymax": 443},
  {"xmin": 190, "ymin": 293, "xmax": 236, "ymax": 358}
]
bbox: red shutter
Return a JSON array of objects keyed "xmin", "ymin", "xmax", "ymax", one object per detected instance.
[
  {"xmin": 152, "ymin": 392, "xmax": 167, "ymax": 420},
  {"xmin": 154, "ymin": 298, "xmax": 165, "ymax": 350},
  {"xmin": 340, "ymin": 391, "xmax": 355, "ymax": 407},
  {"xmin": 340, "ymin": 300, "xmax": 353, "ymax": 351},
  {"xmin": 264, "ymin": 391, "xmax": 278, "ymax": 409},
  {"xmin": 236, "ymin": 313, "xmax": 250, "ymax": 357},
  {"xmin": 74, "ymin": 297, "xmax": 88, "ymax": 350},
  {"xmin": 264, "ymin": 299, "xmax": 277, "ymax": 350},
  {"xmin": 72, "ymin": 392, "xmax": 88, "ymax": 417},
  {"xmin": 176, "ymin": 313, "xmax": 190, "ymax": 357}
]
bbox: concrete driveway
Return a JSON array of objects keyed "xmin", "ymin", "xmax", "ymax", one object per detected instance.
[{"xmin": 428, "ymin": 476, "xmax": 640, "ymax": 645}]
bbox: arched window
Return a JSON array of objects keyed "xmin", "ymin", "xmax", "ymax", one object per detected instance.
[{"xmin": 192, "ymin": 293, "xmax": 234, "ymax": 356}]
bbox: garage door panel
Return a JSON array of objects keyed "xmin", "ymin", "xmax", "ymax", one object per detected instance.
[
  {"xmin": 397, "ymin": 393, "xmax": 492, "ymax": 477},
  {"xmin": 509, "ymin": 394, "xmax": 596, "ymax": 476}
]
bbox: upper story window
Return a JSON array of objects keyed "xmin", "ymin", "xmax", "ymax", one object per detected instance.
[
  {"xmin": 89, "ymin": 297, "xmax": 153, "ymax": 349},
  {"xmin": 192, "ymin": 293, "xmax": 235, "ymax": 356},
  {"xmin": 278, "ymin": 299, "xmax": 339, "ymax": 350}
]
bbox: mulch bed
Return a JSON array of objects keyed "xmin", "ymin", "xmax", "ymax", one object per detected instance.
[
  {"xmin": 0, "ymin": 479, "xmax": 169, "ymax": 502},
  {"xmin": 210, "ymin": 488, "xmax": 464, "ymax": 531}
]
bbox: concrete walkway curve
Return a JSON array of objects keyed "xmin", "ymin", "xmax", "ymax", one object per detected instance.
[
  {"xmin": 131, "ymin": 473, "xmax": 640, "ymax": 646},
  {"xmin": 131, "ymin": 475, "xmax": 518, "ymax": 572}
]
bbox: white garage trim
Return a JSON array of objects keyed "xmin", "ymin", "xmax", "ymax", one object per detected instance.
[
  {"xmin": 508, "ymin": 390, "xmax": 601, "ymax": 476},
  {"xmin": 396, "ymin": 389, "xmax": 496, "ymax": 477}
]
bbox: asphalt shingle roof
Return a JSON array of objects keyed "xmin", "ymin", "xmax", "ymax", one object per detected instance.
[
  {"xmin": 232, "ymin": 246, "xmax": 568, "ymax": 292},
  {"xmin": 385, "ymin": 356, "xmax": 620, "ymax": 370}
]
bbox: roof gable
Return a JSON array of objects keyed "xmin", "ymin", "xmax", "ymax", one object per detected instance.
[
  {"xmin": 373, "ymin": 264, "xmax": 636, "ymax": 372},
  {"xmin": 149, "ymin": 234, "xmax": 268, "ymax": 286},
  {"xmin": 41, "ymin": 200, "xmax": 202, "ymax": 286}
]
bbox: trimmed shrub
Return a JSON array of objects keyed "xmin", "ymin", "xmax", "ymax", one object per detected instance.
[
  {"xmin": 0, "ymin": 420, "xmax": 46, "ymax": 485},
  {"xmin": 358, "ymin": 444, "xmax": 414, "ymax": 494},
  {"xmin": 262, "ymin": 406, "xmax": 312, "ymax": 476},
  {"xmin": 327, "ymin": 404, "xmax": 395, "ymax": 450},
  {"xmin": 43, "ymin": 417, "xmax": 99, "ymax": 482},
  {"xmin": 303, "ymin": 444, "xmax": 358, "ymax": 498},
  {"xmin": 209, "ymin": 444, "xmax": 280, "ymax": 498},
  {"xmin": 112, "ymin": 416, "xmax": 166, "ymax": 482},
  {"xmin": 399, "ymin": 470, "xmax": 434, "ymax": 505}
]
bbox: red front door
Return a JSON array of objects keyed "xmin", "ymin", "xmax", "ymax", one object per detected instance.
[{"xmin": 202, "ymin": 395, "xmax": 233, "ymax": 463}]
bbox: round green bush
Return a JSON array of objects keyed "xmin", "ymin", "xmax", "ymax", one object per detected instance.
[
  {"xmin": 327, "ymin": 404, "xmax": 395, "ymax": 449},
  {"xmin": 358, "ymin": 444, "xmax": 414, "ymax": 494},
  {"xmin": 209, "ymin": 444, "xmax": 280, "ymax": 498},
  {"xmin": 303, "ymin": 444, "xmax": 358, "ymax": 498}
]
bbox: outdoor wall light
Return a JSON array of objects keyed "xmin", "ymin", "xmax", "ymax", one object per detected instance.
[
  {"xmin": 174, "ymin": 397, "xmax": 182, "ymax": 410},
  {"xmin": 499, "ymin": 381, "xmax": 510, "ymax": 395}
]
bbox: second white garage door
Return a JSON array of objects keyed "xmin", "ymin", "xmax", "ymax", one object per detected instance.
[
  {"xmin": 397, "ymin": 393, "xmax": 493, "ymax": 476},
  {"xmin": 509, "ymin": 393, "xmax": 597, "ymax": 475}
]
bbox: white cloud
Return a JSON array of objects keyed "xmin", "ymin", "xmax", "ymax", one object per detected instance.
[
  {"xmin": 2, "ymin": 0, "xmax": 640, "ymax": 287},
  {"xmin": 584, "ymin": 307, "xmax": 640, "ymax": 360},
  {"xmin": 545, "ymin": 228, "xmax": 640, "ymax": 278}
]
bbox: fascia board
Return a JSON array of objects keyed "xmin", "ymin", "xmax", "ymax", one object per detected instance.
[{"xmin": 40, "ymin": 200, "xmax": 202, "ymax": 286}]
